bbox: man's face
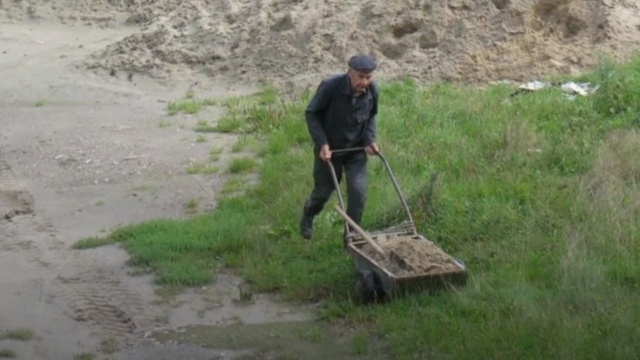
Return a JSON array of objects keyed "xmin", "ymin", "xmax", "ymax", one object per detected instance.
[{"xmin": 348, "ymin": 69, "xmax": 374, "ymax": 94}]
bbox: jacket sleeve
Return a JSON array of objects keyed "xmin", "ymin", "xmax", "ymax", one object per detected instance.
[
  {"xmin": 305, "ymin": 80, "xmax": 331, "ymax": 148},
  {"xmin": 363, "ymin": 82, "xmax": 378, "ymax": 146}
]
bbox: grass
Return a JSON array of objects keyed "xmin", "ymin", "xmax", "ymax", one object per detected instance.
[
  {"xmin": 184, "ymin": 198, "xmax": 200, "ymax": 214},
  {"xmin": 166, "ymin": 90, "xmax": 217, "ymax": 115},
  {"xmin": 99, "ymin": 338, "xmax": 118, "ymax": 354},
  {"xmin": 0, "ymin": 329, "xmax": 33, "ymax": 341},
  {"xmin": 73, "ymin": 236, "xmax": 116, "ymax": 249},
  {"xmin": 186, "ymin": 164, "xmax": 220, "ymax": 174},
  {"xmin": 227, "ymin": 157, "xmax": 258, "ymax": 174},
  {"xmin": 209, "ymin": 147, "xmax": 224, "ymax": 161},
  {"xmin": 0, "ymin": 328, "xmax": 33, "ymax": 358},
  {"xmin": 0, "ymin": 349, "xmax": 15, "ymax": 358},
  {"xmin": 74, "ymin": 56, "xmax": 640, "ymax": 359},
  {"xmin": 72, "ymin": 352, "xmax": 94, "ymax": 360},
  {"xmin": 194, "ymin": 120, "xmax": 218, "ymax": 133},
  {"xmin": 221, "ymin": 178, "xmax": 249, "ymax": 196},
  {"xmin": 231, "ymin": 135, "xmax": 260, "ymax": 153},
  {"xmin": 167, "ymin": 98, "xmax": 216, "ymax": 115}
]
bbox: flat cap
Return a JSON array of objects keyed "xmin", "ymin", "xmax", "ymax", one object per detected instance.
[{"xmin": 348, "ymin": 54, "xmax": 377, "ymax": 73}]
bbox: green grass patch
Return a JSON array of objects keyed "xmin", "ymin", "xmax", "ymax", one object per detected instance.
[
  {"xmin": 73, "ymin": 236, "xmax": 117, "ymax": 249},
  {"xmin": 227, "ymin": 157, "xmax": 258, "ymax": 174},
  {"xmin": 75, "ymin": 56, "xmax": 640, "ymax": 359},
  {"xmin": 214, "ymin": 116, "xmax": 249, "ymax": 133},
  {"xmin": 99, "ymin": 338, "xmax": 118, "ymax": 354},
  {"xmin": 213, "ymin": 84, "xmax": 288, "ymax": 134},
  {"xmin": 186, "ymin": 165, "xmax": 220, "ymax": 174},
  {"xmin": 221, "ymin": 178, "xmax": 249, "ymax": 196},
  {"xmin": 0, "ymin": 329, "xmax": 33, "ymax": 341},
  {"xmin": 231, "ymin": 135, "xmax": 260, "ymax": 153},
  {"xmin": 184, "ymin": 198, "xmax": 200, "ymax": 214},
  {"xmin": 0, "ymin": 349, "xmax": 15, "ymax": 358},
  {"xmin": 209, "ymin": 147, "xmax": 224, "ymax": 161},
  {"xmin": 194, "ymin": 120, "xmax": 218, "ymax": 133},
  {"xmin": 72, "ymin": 352, "xmax": 94, "ymax": 360},
  {"xmin": 166, "ymin": 90, "xmax": 217, "ymax": 115}
]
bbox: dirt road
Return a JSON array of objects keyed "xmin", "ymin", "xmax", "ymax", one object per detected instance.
[{"xmin": 0, "ymin": 23, "xmax": 314, "ymax": 359}]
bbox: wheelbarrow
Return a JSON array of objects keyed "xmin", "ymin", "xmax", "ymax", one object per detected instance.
[{"xmin": 327, "ymin": 147, "xmax": 467, "ymax": 304}]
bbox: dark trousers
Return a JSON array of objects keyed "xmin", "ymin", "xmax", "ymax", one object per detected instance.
[{"xmin": 303, "ymin": 150, "xmax": 368, "ymax": 227}]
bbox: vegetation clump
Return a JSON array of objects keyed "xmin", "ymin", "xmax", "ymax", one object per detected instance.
[{"xmin": 74, "ymin": 56, "xmax": 640, "ymax": 360}]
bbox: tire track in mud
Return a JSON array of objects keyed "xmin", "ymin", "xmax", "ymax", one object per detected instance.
[
  {"xmin": 55, "ymin": 270, "xmax": 147, "ymax": 337},
  {"xmin": 0, "ymin": 157, "xmax": 31, "ymax": 218},
  {"xmin": 0, "ymin": 156, "xmax": 49, "ymax": 265},
  {"xmin": 0, "ymin": 153, "xmax": 150, "ymax": 340}
]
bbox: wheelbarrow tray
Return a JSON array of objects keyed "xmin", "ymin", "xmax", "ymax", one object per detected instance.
[
  {"xmin": 325, "ymin": 148, "xmax": 468, "ymax": 303},
  {"xmin": 347, "ymin": 228, "xmax": 467, "ymax": 301}
]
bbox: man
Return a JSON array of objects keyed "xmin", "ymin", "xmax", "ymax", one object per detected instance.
[{"xmin": 300, "ymin": 54, "xmax": 380, "ymax": 243}]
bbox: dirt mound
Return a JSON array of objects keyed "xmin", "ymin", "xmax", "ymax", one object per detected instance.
[
  {"xmin": 3, "ymin": 0, "xmax": 640, "ymax": 85},
  {"xmin": 0, "ymin": 0, "xmax": 131, "ymax": 27},
  {"xmin": 360, "ymin": 235, "xmax": 462, "ymax": 277},
  {"xmin": 82, "ymin": 0, "xmax": 640, "ymax": 85}
]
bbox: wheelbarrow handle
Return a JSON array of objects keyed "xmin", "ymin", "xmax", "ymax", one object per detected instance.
[
  {"xmin": 333, "ymin": 204, "xmax": 386, "ymax": 255},
  {"xmin": 330, "ymin": 147, "xmax": 368, "ymax": 155},
  {"xmin": 325, "ymin": 147, "xmax": 415, "ymax": 228}
]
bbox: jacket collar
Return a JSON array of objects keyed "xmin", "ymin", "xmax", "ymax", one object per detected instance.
[{"xmin": 339, "ymin": 73, "xmax": 351, "ymax": 94}]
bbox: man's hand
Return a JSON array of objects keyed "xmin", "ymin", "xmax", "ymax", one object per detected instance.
[
  {"xmin": 365, "ymin": 143, "xmax": 379, "ymax": 156},
  {"xmin": 319, "ymin": 145, "xmax": 332, "ymax": 162}
]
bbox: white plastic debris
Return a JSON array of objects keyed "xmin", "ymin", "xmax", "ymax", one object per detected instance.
[
  {"xmin": 509, "ymin": 80, "xmax": 598, "ymax": 100},
  {"xmin": 518, "ymin": 80, "xmax": 547, "ymax": 91}
]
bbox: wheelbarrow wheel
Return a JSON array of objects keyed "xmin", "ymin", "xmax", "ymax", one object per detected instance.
[{"xmin": 355, "ymin": 269, "xmax": 382, "ymax": 305}]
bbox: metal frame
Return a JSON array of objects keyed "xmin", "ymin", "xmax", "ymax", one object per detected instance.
[
  {"xmin": 324, "ymin": 147, "xmax": 467, "ymax": 303},
  {"xmin": 327, "ymin": 147, "xmax": 416, "ymax": 240}
]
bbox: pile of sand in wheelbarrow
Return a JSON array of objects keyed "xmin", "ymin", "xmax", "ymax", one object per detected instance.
[{"xmin": 360, "ymin": 235, "xmax": 462, "ymax": 277}]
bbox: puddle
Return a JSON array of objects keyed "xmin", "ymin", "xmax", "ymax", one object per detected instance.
[
  {"xmin": 165, "ymin": 273, "xmax": 312, "ymax": 327},
  {"xmin": 103, "ymin": 343, "xmax": 261, "ymax": 360},
  {"xmin": 145, "ymin": 321, "xmax": 387, "ymax": 360}
]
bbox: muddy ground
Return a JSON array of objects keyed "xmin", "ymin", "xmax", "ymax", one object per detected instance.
[
  {"xmin": 0, "ymin": 23, "xmax": 365, "ymax": 360},
  {"xmin": 4, "ymin": 0, "xmax": 640, "ymax": 358}
]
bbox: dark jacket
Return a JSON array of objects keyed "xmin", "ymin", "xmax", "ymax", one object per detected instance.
[{"xmin": 304, "ymin": 73, "xmax": 378, "ymax": 154}]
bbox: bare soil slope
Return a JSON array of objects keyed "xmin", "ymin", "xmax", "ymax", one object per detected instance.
[
  {"xmin": 5, "ymin": 0, "xmax": 639, "ymax": 86},
  {"xmin": 0, "ymin": 15, "xmax": 303, "ymax": 360}
]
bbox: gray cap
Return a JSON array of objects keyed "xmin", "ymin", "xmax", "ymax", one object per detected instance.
[{"xmin": 348, "ymin": 54, "xmax": 377, "ymax": 73}]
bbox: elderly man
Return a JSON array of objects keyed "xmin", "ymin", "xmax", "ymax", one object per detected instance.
[{"xmin": 300, "ymin": 54, "xmax": 380, "ymax": 243}]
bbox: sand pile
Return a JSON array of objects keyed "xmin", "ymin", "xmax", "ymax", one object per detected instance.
[
  {"xmin": 2, "ymin": 0, "xmax": 640, "ymax": 85},
  {"xmin": 360, "ymin": 235, "xmax": 462, "ymax": 277},
  {"xmin": 80, "ymin": 0, "xmax": 640, "ymax": 86},
  {"xmin": 0, "ymin": 0, "xmax": 133, "ymax": 27}
]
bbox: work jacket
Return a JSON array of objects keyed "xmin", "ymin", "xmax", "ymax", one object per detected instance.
[{"xmin": 304, "ymin": 73, "xmax": 378, "ymax": 155}]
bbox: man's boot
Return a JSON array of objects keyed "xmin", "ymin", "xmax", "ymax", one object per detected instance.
[{"xmin": 300, "ymin": 210, "xmax": 314, "ymax": 240}]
